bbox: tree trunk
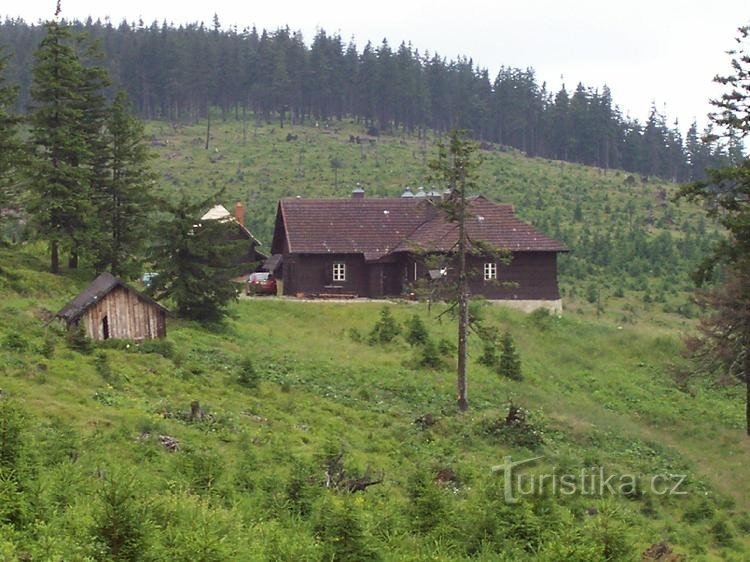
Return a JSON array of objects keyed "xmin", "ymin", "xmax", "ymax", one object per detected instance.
[
  {"xmin": 205, "ymin": 109, "xmax": 211, "ymax": 150},
  {"xmin": 456, "ymin": 174, "xmax": 469, "ymax": 412},
  {"xmin": 68, "ymin": 250, "xmax": 78, "ymax": 269},
  {"xmin": 745, "ymin": 348, "xmax": 749, "ymax": 436},
  {"xmin": 50, "ymin": 239, "xmax": 59, "ymax": 274}
]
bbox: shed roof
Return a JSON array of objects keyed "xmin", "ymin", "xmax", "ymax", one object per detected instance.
[
  {"xmin": 56, "ymin": 272, "xmax": 168, "ymax": 324},
  {"xmin": 275, "ymin": 195, "xmax": 567, "ymax": 260}
]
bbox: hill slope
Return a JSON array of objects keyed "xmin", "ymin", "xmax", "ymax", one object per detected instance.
[
  {"xmin": 0, "ymin": 246, "xmax": 748, "ymax": 560},
  {"xmin": 142, "ymin": 117, "xmax": 719, "ymax": 326}
]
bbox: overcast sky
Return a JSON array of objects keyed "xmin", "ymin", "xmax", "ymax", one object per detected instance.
[{"xmin": 6, "ymin": 1, "xmax": 749, "ymax": 132}]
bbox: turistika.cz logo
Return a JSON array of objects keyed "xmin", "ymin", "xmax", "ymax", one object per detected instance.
[{"xmin": 491, "ymin": 456, "xmax": 688, "ymax": 504}]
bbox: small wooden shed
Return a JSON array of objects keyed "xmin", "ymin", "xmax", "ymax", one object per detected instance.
[{"xmin": 56, "ymin": 272, "xmax": 168, "ymax": 341}]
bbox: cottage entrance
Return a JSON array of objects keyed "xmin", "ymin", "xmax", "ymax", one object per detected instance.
[
  {"xmin": 101, "ymin": 315, "xmax": 110, "ymax": 340},
  {"xmin": 382, "ymin": 264, "xmax": 402, "ymax": 296}
]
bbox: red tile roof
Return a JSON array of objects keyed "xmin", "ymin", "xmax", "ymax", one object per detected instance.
[{"xmin": 277, "ymin": 195, "xmax": 567, "ymax": 260}]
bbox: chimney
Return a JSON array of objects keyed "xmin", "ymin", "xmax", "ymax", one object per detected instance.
[
  {"xmin": 351, "ymin": 182, "xmax": 365, "ymax": 198},
  {"xmin": 234, "ymin": 201, "xmax": 245, "ymax": 226}
]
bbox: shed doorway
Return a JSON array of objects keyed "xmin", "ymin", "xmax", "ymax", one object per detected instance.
[{"xmin": 102, "ymin": 315, "xmax": 110, "ymax": 340}]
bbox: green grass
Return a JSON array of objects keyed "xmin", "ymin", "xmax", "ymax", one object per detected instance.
[
  {"xmin": 0, "ymin": 246, "xmax": 748, "ymax": 560},
  {"xmin": 0, "ymin": 119, "xmax": 742, "ymax": 559}
]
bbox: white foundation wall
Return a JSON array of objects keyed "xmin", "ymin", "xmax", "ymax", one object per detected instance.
[{"xmin": 488, "ymin": 299, "xmax": 563, "ymax": 314}]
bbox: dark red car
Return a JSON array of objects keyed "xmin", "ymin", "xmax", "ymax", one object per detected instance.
[{"xmin": 246, "ymin": 272, "xmax": 277, "ymax": 295}]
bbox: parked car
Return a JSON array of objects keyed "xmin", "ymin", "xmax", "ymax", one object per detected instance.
[{"xmin": 246, "ymin": 272, "xmax": 277, "ymax": 295}]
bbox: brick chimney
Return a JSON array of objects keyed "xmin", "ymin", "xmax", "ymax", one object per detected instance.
[{"xmin": 234, "ymin": 201, "xmax": 245, "ymax": 226}]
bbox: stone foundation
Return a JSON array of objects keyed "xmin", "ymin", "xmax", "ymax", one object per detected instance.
[{"xmin": 488, "ymin": 299, "xmax": 563, "ymax": 314}]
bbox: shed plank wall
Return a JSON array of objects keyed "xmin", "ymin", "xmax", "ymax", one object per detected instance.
[{"xmin": 82, "ymin": 287, "xmax": 166, "ymax": 341}]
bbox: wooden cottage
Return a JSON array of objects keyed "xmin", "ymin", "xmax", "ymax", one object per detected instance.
[
  {"xmin": 200, "ymin": 202, "xmax": 266, "ymax": 281},
  {"xmin": 56, "ymin": 272, "xmax": 168, "ymax": 341},
  {"xmin": 269, "ymin": 189, "xmax": 568, "ymax": 311}
]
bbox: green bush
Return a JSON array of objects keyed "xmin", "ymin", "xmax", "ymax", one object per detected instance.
[
  {"xmin": 406, "ymin": 469, "xmax": 446, "ymax": 535},
  {"xmin": 368, "ymin": 306, "xmax": 400, "ymax": 345},
  {"xmin": 418, "ymin": 338, "xmax": 443, "ymax": 369},
  {"xmin": 237, "ymin": 356, "xmax": 260, "ymax": 388},
  {"xmin": 93, "ymin": 472, "xmax": 150, "ymax": 561},
  {"xmin": 65, "ymin": 323, "xmax": 91, "ymax": 354},
  {"xmin": 41, "ymin": 333, "xmax": 56, "ymax": 358},
  {"xmin": 711, "ymin": 519, "xmax": 735, "ymax": 547},
  {"xmin": 437, "ymin": 337, "xmax": 456, "ymax": 356},
  {"xmin": 314, "ymin": 495, "xmax": 380, "ymax": 561},
  {"xmin": 478, "ymin": 341, "xmax": 498, "ymax": 367},
  {"xmin": 0, "ymin": 400, "xmax": 25, "ymax": 473},
  {"xmin": 498, "ymin": 332, "xmax": 522, "ymax": 381},
  {"xmin": 1, "ymin": 332, "xmax": 27, "ymax": 351},
  {"xmin": 93, "ymin": 351, "xmax": 120, "ymax": 386},
  {"xmin": 480, "ymin": 402, "xmax": 545, "ymax": 449},
  {"xmin": 133, "ymin": 339, "xmax": 175, "ymax": 358},
  {"xmin": 404, "ymin": 314, "xmax": 429, "ymax": 346}
]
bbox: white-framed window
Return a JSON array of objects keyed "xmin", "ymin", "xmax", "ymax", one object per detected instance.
[
  {"xmin": 333, "ymin": 262, "xmax": 346, "ymax": 282},
  {"xmin": 484, "ymin": 262, "xmax": 497, "ymax": 281}
]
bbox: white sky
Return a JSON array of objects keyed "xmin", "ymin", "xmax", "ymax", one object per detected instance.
[{"xmin": 6, "ymin": 1, "xmax": 749, "ymax": 133}]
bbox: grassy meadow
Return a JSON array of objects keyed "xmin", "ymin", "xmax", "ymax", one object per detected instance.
[{"xmin": 0, "ymin": 242, "xmax": 749, "ymax": 560}]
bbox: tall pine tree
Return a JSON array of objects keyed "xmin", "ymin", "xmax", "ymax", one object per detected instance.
[
  {"xmin": 93, "ymin": 91, "xmax": 155, "ymax": 277},
  {"xmin": 148, "ymin": 194, "xmax": 247, "ymax": 323},
  {"xmin": 27, "ymin": 21, "xmax": 90, "ymax": 273},
  {"xmin": 0, "ymin": 47, "xmax": 22, "ymax": 226}
]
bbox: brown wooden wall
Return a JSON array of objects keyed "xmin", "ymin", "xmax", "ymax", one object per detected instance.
[
  {"xmin": 281, "ymin": 251, "xmax": 561, "ymax": 300},
  {"xmin": 282, "ymin": 253, "xmax": 369, "ymax": 296},
  {"xmin": 402, "ymin": 252, "xmax": 560, "ymax": 300},
  {"xmin": 467, "ymin": 252, "xmax": 560, "ymax": 300},
  {"xmin": 81, "ymin": 287, "xmax": 166, "ymax": 341}
]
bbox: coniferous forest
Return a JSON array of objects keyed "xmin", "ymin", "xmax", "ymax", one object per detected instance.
[{"xmin": 0, "ymin": 16, "xmax": 744, "ymax": 182}]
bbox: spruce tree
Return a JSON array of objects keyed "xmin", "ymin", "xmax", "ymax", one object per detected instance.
[
  {"xmin": 429, "ymin": 129, "xmax": 481, "ymax": 411},
  {"xmin": 405, "ymin": 314, "xmax": 429, "ymax": 346},
  {"xmin": 148, "ymin": 195, "xmax": 247, "ymax": 322},
  {"xmin": 73, "ymin": 35, "xmax": 111, "ymax": 269},
  {"xmin": 27, "ymin": 21, "xmax": 90, "ymax": 273},
  {"xmin": 498, "ymin": 332, "xmax": 523, "ymax": 381},
  {"xmin": 93, "ymin": 91, "xmax": 155, "ymax": 277},
  {"xmin": 0, "ymin": 48, "xmax": 22, "ymax": 221}
]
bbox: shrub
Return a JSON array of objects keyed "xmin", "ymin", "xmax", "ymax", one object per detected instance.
[
  {"xmin": 0, "ymin": 400, "xmax": 25, "ymax": 473},
  {"xmin": 348, "ymin": 327, "xmax": 363, "ymax": 343},
  {"xmin": 368, "ymin": 307, "xmax": 400, "ymax": 345},
  {"xmin": 314, "ymin": 496, "xmax": 380, "ymax": 562},
  {"xmin": 498, "ymin": 332, "xmax": 522, "ymax": 381},
  {"xmin": 528, "ymin": 307, "xmax": 551, "ymax": 329},
  {"xmin": 93, "ymin": 472, "xmax": 150, "ymax": 561},
  {"xmin": 418, "ymin": 338, "xmax": 443, "ymax": 369},
  {"xmin": 182, "ymin": 447, "xmax": 223, "ymax": 493},
  {"xmin": 65, "ymin": 323, "xmax": 91, "ymax": 354},
  {"xmin": 404, "ymin": 314, "xmax": 429, "ymax": 346},
  {"xmin": 437, "ymin": 338, "xmax": 456, "ymax": 356},
  {"xmin": 478, "ymin": 341, "xmax": 498, "ymax": 367},
  {"xmin": 237, "ymin": 356, "xmax": 260, "ymax": 388},
  {"xmin": 406, "ymin": 469, "xmax": 446, "ymax": 534},
  {"xmin": 133, "ymin": 339, "xmax": 174, "ymax": 358},
  {"xmin": 93, "ymin": 351, "xmax": 119, "ymax": 386},
  {"xmin": 2, "ymin": 332, "xmax": 27, "ymax": 352},
  {"xmin": 41, "ymin": 334, "xmax": 56, "ymax": 358},
  {"xmin": 682, "ymin": 497, "xmax": 714, "ymax": 523},
  {"xmin": 480, "ymin": 402, "xmax": 544, "ymax": 449},
  {"xmin": 285, "ymin": 459, "xmax": 319, "ymax": 517}
]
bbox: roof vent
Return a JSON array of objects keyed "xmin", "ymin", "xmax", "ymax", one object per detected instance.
[
  {"xmin": 351, "ymin": 183, "xmax": 365, "ymax": 198},
  {"xmin": 414, "ymin": 186, "xmax": 427, "ymax": 198},
  {"xmin": 401, "ymin": 186, "xmax": 414, "ymax": 198}
]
